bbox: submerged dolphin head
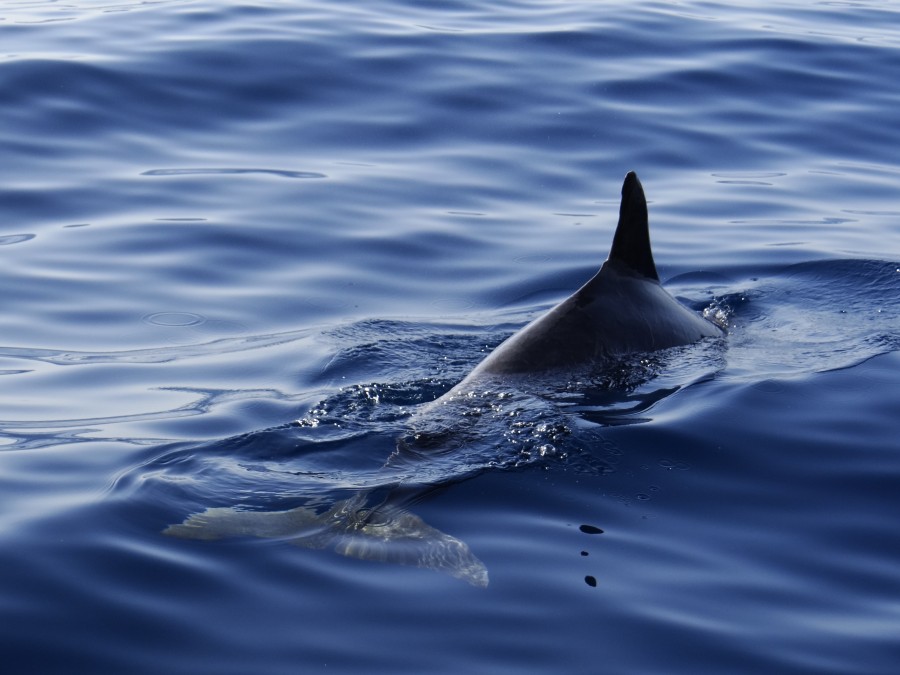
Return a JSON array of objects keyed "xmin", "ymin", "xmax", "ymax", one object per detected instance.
[{"xmin": 164, "ymin": 171, "xmax": 724, "ymax": 587}]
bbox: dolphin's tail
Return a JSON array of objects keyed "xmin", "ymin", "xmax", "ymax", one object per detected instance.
[{"xmin": 164, "ymin": 496, "xmax": 488, "ymax": 587}]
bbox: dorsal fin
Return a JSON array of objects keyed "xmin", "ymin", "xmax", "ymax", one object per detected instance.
[{"xmin": 607, "ymin": 171, "xmax": 659, "ymax": 281}]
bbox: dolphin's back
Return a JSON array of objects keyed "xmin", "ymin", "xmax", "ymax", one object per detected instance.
[
  {"xmin": 475, "ymin": 262, "xmax": 720, "ymax": 375},
  {"xmin": 471, "ymin": 172, "xmax": 722, "ymax": 376}
]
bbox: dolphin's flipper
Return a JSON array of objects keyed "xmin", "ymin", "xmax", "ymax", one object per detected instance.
[
  {"xmin": 325, "ymin": 506, "xmax": 489, "ymax": 587},
  {"xmin": 163, "ymin": 503, "xmax": 330, "ymax": 540},
  {"xmin": 608, "ymin": 171, "xmax": 658, "ymax": 281},
  {"xmin": 164, "ymin": 498, "xmax": 489, "ymax": 588}
]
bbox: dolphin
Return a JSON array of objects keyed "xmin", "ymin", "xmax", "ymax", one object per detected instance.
[{"xmin": 164, "ymin": 171, "xmax": 724, "ymax": 586}]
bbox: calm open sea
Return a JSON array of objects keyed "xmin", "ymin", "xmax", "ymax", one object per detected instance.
[{"xmin": 1, "ymin": 1, "xmax": 899, "ymax": 673}]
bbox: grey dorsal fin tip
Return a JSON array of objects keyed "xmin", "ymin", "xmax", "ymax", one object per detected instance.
[{"xmin": 607, "ymin": 171, "xmax": 659, "ymax": 281}]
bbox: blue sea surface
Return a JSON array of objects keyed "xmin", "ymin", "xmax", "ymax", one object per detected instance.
[{"xmin": 1, "ymin": 1, "xmax": 899, "ymax": 673}]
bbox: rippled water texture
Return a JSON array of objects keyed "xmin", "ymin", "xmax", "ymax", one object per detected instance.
[{"xmin": 1, "ymin": 1, "xmax": 899, "ymax": 673}]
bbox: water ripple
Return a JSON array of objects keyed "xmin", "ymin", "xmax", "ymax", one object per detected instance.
[
  {"xmin": 142, "ymin": 168, "xmax": 327, "ymax": 179},
  {"xmin": 0, "ymin": 233, "xmax": 36, "ymax": 246},
  {"xmin": 0, "ymin": 328, "xmax": 316, "ymax": 366}
]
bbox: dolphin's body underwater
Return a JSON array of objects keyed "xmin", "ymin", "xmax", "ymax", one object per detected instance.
[{"xmin": 165, "ymin": 172, "xmax": 724, "ymax": 586}]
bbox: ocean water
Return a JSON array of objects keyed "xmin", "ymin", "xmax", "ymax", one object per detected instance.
[{"xmin": 1, "ymin": 0, "xmax": 899, "ymax": 673}]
